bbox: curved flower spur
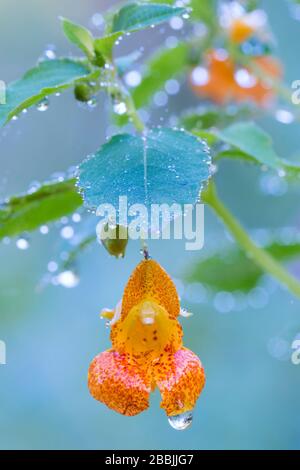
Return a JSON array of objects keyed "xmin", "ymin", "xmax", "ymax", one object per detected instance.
[{"xmin": 88, "ymin": 259, "xmax": 205, "ymax": 430}]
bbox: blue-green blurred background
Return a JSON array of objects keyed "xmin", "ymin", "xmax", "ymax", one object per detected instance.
[{"xmin": 1, "ymin": 0, "xmax": 300, "ymax": 450}]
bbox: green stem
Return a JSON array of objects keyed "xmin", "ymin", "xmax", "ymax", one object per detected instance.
[
  {"xmin": 202, "ymin": 181, "xmax": 300, "ymax": 298},
  {"xmin": 120, "ymin": 82, "xmax": 145, "ymax": 132}
]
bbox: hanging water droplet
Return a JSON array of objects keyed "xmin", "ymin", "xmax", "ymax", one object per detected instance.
[
  {"xmin": 87, "ymin": 98, "xmax": 98, "ymax": 109},
  {"xmin": 179, "ymin": 308, "xmax": 193, "ymax": 318},
  {"xmin": 168, "ymin": 411, "xmax": 193, "ymax": 431},
  {"xmin": 36, "ymin": 98, "xmax": 49, "ymax": 112},
  {"xmin": 16, "ymin": 236, "xmax": 30, "ymax": 250}
]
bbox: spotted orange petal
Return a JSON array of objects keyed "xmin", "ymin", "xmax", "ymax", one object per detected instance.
[
  {"xmin": 153, "ymin": 348, "xmax": 206, "ymax": 417},
  {"xmin": 88, "ymin": 350, "xmax": 151, "ymax": 416},
  {"xmin": 120, "ymin": 260, "xmax": 180, "ymax": 321}
]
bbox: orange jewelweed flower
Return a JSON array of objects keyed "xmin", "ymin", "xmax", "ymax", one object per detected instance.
[
  {"xmin": 88, "ymin": 259, "xmax": 205, "ymax": 428},
  {"xmin": 219, "ymin": 3, "xmax": 268, "ymax": 44},
  {"xmin": 190, "ymin": 50, "xmax": 282, "ymax": 106}
]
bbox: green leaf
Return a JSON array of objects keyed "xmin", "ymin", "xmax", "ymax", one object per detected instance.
[
  {"xmin": 216, "ymin": 122, "xmax": 300, "ymax": 177},
  {"xmin": 94, "ymin": 32, "xmax": 122, "ymax": 60},
  {"xmin": 133, "ymin": 43, "xmax": 190, "ymax": 109},
  {"xmin": 190, "ymin": 0, "xmax": 217, "ymax": 31},
  {"xmin": 182, "ymin": 106, "xmax": 256, "ymax": 132},
  {"xmin": 0, "ymin": 179, "xmax": 82, "ymax": 239},
  {"xmin": 216, "ymin": 122, "xmax": 281, "ymax": 170},
  {"xmin": 60, "ymin": 17, "xmax": 95, "ymax": 60},
  {"xmin": 0, "ymin": 59, "xmax": 93, "ymax": 127},
  {"xmin": 186, "ymin": 241, "xmax": 300, "ymax": 293},
  {"xmin": 112, "ymin": 2, "xmax": 186, "ymax": 33},
  {"xmin": 78, "ymin": 128, "xmax": 211, "ymax": 214}
]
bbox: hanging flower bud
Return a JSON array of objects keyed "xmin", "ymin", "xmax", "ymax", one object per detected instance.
[{"xmin": 97, "ymin": 222, "xmax": 128, "ymax": 258}]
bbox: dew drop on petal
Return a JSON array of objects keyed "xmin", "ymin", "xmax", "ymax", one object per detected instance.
[{"xmin": 168, "ymin": 411, "xmax": 193, "ymax": 431}]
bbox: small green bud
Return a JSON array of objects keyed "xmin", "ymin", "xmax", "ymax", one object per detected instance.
[
  {"xmin": 74, "ymin": 83, "xmax": 94, "ymax": 102},
  {"xmin": 98, "ymin": 223, "xmax": 129, "ymax": 258}
]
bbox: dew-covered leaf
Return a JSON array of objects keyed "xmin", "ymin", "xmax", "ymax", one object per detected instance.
[
  {"xmin": 186, "ymin": 241, "xmax": 300, "ymax": 293},
  {"xmin": 78, "ymin": 128, "xmax": 211, "ymax": 214},
  {"xmin": 112, "ymin": 2, "xmax": 186, "ymax": 33},
  {"xmin": 0, "ymin": 59, "xmax": 93, "ymax": 127},
  {"xmin": 0, "ymin": 179, "xmax": 82, "ymax": 239},
  {"xmin": 61, "ymin": 17, "xmax": 95, "ymax": 60}
]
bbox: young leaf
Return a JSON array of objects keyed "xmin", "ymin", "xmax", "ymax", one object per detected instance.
[
  {"xmin": 216, "ymin": 122, "xmax": 300, "ymax": 177},
  {"xmin": 186, "ymin": 241, "xmax": 300, "ymax": 293},
  {"xmin": 0, "ymin": 59, "xmax": 93, "ymax": 127},
  {"xmin": 112, "ymin": 2, "xmax": 186, "ymax": 33},
  {"xmin": 94, "ymin": 32, "xmax": 122, "ymax": 61},
  {"xmin": 0, "ymin": 179, "xmax": 82, "ymax": 239},
  {"xmin": 78, "ymin": 128, "xmax": 211, "ymax": 214},
  {"xmin": 132, "ymin": 43, "xmax": 190, "ymax": 109},
  {"xmin": 60, "ymin": 17, "xmax": 95, "ymax": 60}
]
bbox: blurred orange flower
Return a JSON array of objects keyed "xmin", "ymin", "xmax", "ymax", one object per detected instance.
[
  {"xmin": 190, "ymin": 50, "xmax": 282, "ymax": 106},
  {"xmin": 88, "ymin": 259, "xmax": 205, "ymax": 424},
  {"xmin": 219, "ymin": 2, "xmax": 268, "ymax": 44}
]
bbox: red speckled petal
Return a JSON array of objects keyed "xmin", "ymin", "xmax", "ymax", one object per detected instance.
[
  {"xmin": 153, "ymin": 348, "xmax": 206, "ymax": 416},
  {"xmin": 88, "ymin": 350, "xmax": 151, "ymax": 416}
]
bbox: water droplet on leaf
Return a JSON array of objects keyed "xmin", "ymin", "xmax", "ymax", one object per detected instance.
[{"xmin": 36, "ymin": 98, "xmax": 49, "ymax": 112}]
